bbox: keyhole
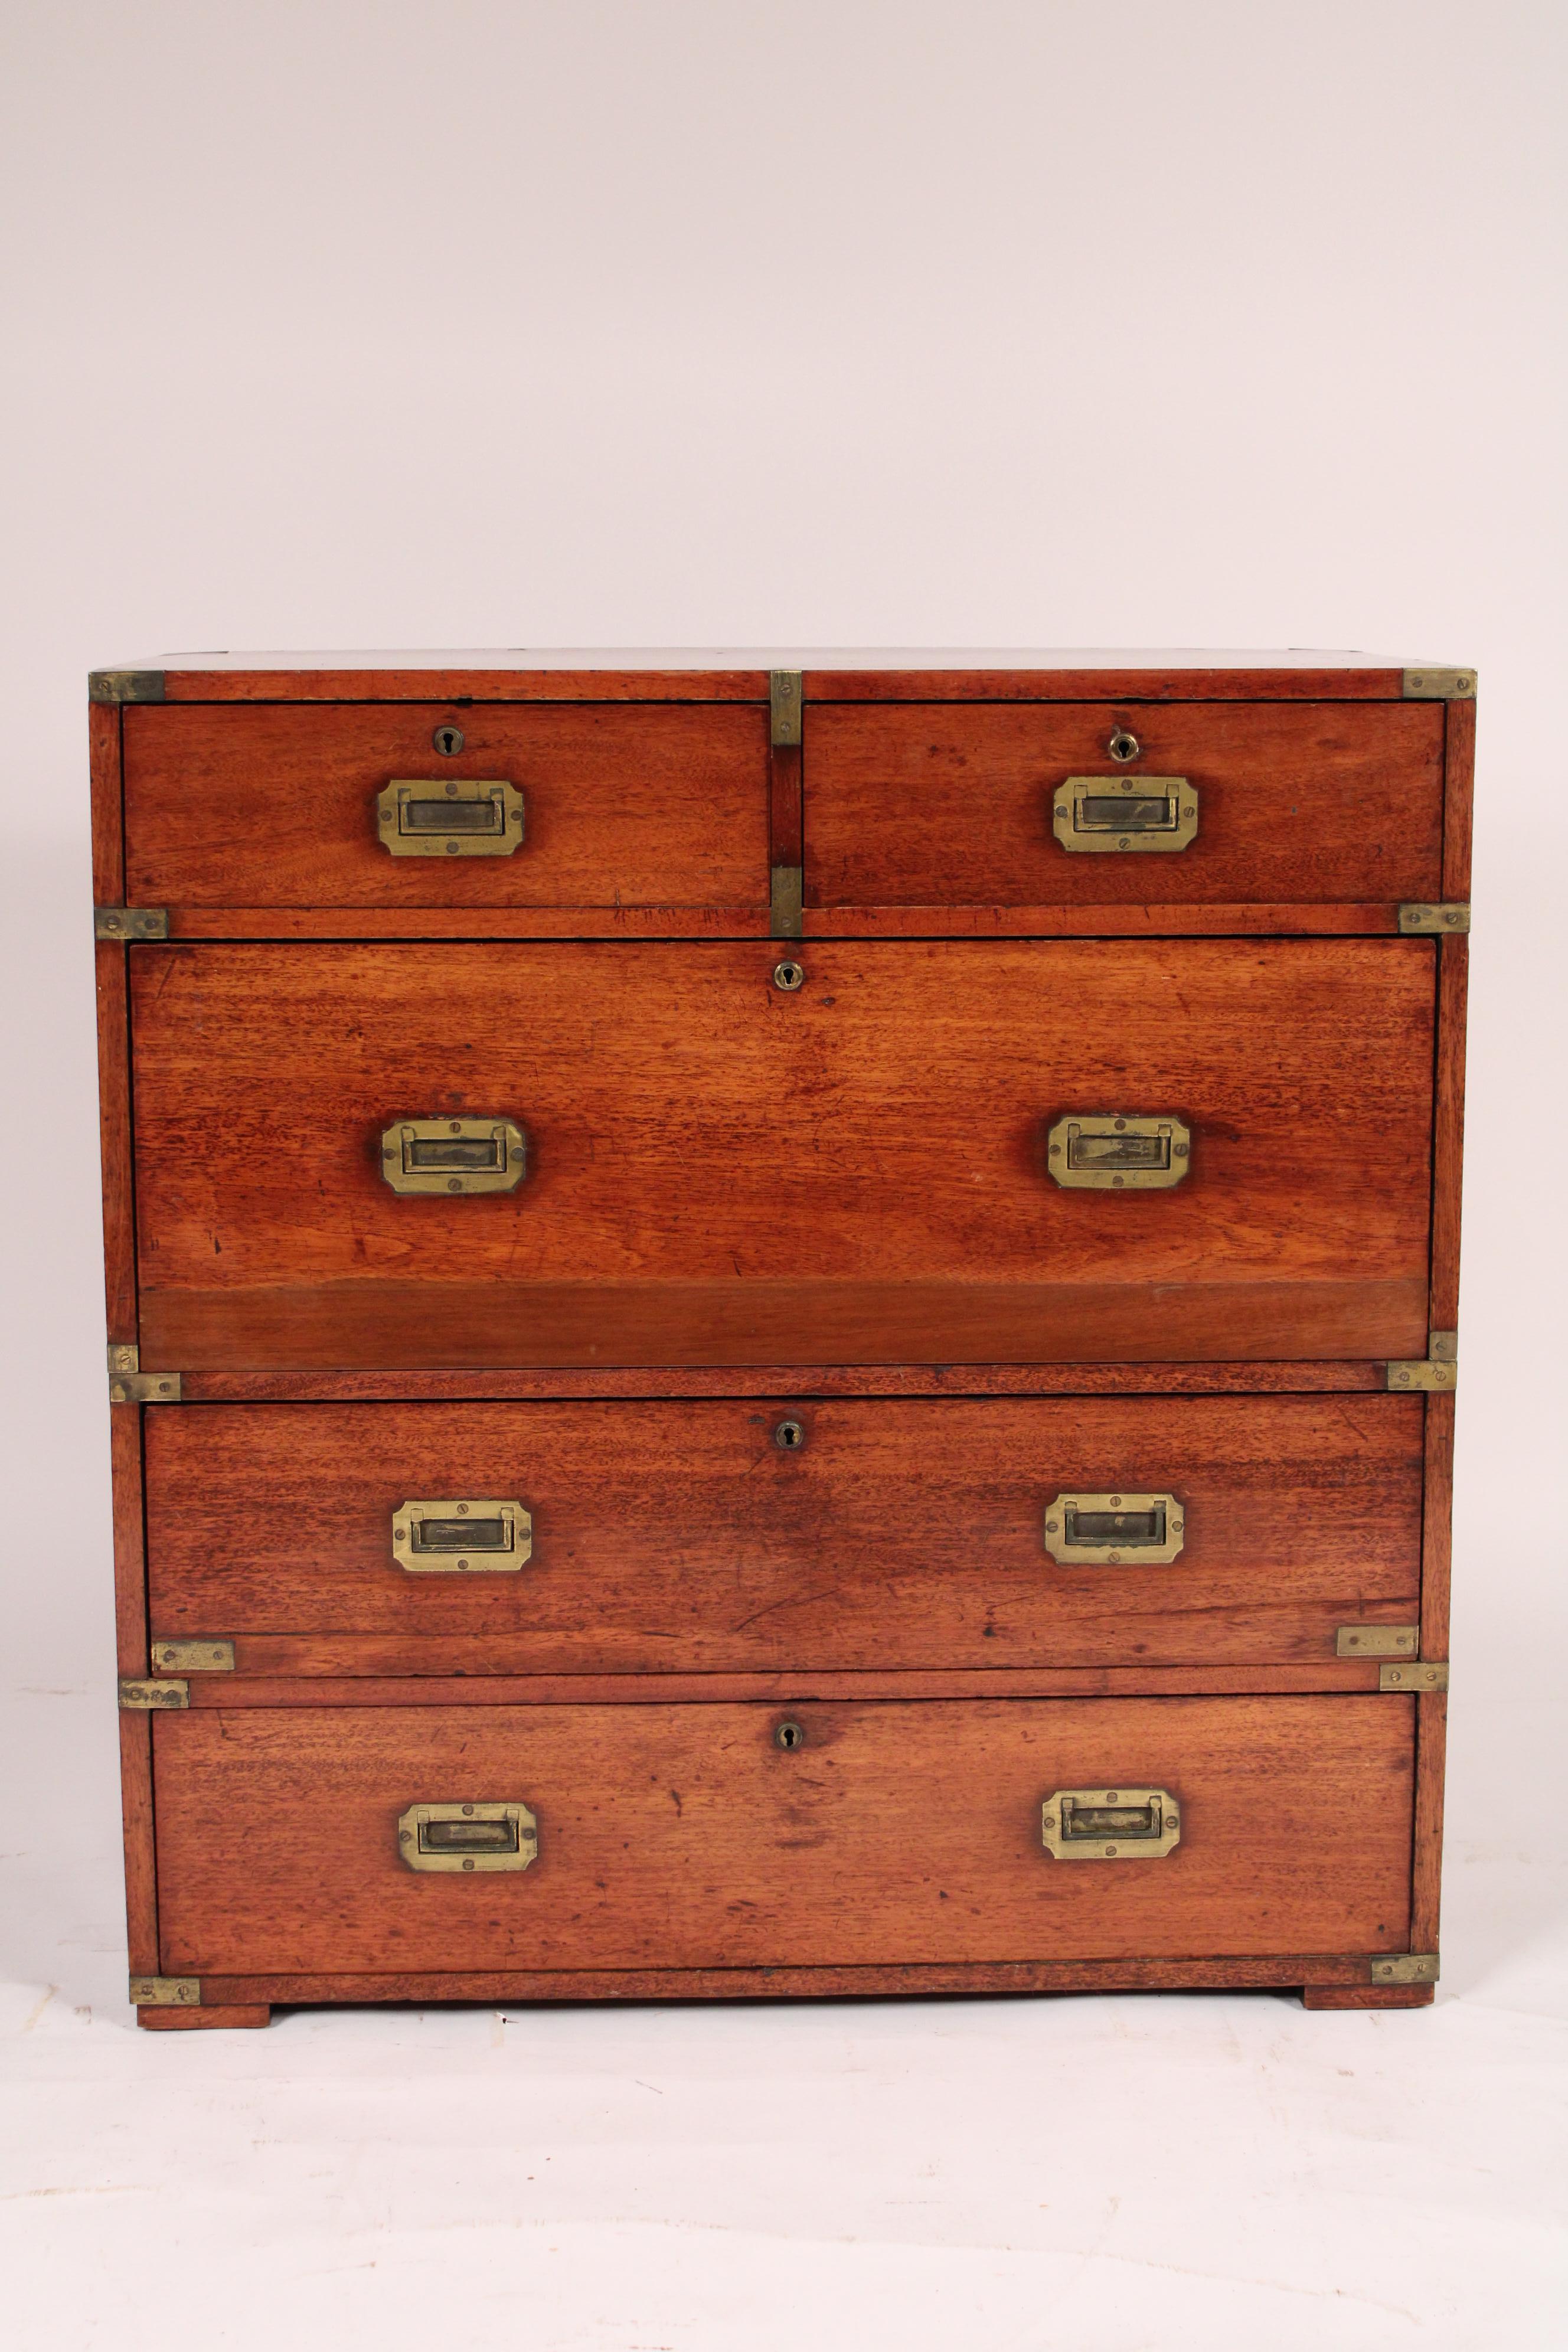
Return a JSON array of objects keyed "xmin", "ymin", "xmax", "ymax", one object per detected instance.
[
  {"xmin": 775, "ymin": 1719, "xmax": 806, "ymax": 1750},
  {"xmin": 1108, "ymin": 727, "xmax": 1140, "ymax": 763},
  {"xmin": 433, "ymin": 724, "xmax": 465, "ymax": 756},
  {"xmin": 773, "ymin": 960, "xmax": 805, "ymax": 992},
  {"xmin": 774, "ymin": 1419, "xmax": 806, "ymax": 1451}
]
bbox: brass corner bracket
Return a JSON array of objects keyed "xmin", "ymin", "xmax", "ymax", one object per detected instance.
[
  {"xmin": 94, "ymin": 906, "xmax": 169, "ymax": 942},
  {"xmin": 1378, "ymin": 1661, "xmax": 1449, "ymax": 1693},
  {"xmin": 1386, "ymin": 1332, "xmax": 1457, "ymax": 1393},
  {"xmin": 1397, "ymin": 903, "xmax": 1469, "ymax": 936},
  {"xmin": 118, "ymin": 1677, "xmax": 190, "ymax": 1710},
  {"xmin": 1370, "ymin": 1954, "xmax": 1439, "ymax": 1985},
  {"xmin": 769, "ymin": 669, "xmax": 803, "ymax": 747},
  {"xmin": 108, "ymin": 1344, "xmax": 182, "ymax": 1405},
  {"xmin": 1402, "ymin": 668, "xmax": 1475, "ymax": 700},
  {"xmin": 89, "ymin": 669, "xmax": 166, "ymax": 704},
  {"xmin": 129, "ymin": 1976, "xmax": 201, "ymax": 2006}
]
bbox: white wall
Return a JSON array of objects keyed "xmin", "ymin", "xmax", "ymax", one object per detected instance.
[{"xmin": 1, "ymin": 0, "xmax": 1563, "ymax": 1994}]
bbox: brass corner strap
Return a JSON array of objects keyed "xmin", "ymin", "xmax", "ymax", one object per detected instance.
[
  {"xmin": 1378, "ymin": 1661, "xmax": 1449, "ymax": 1693},
  {"xmin": 1335, "ymin": 1624, "xmax": 1417, "ymax": 1658},
  {"xmin": 150, "ymin": 1639, "xmax": 235, "ymax": 1672},
  {"xmin": 118, "ymin": 1678, "xmax": 189, "ymax": 1710},
  {"xmin": 769, "ymin": 669, "xmax": 803, "ymax": 747},
  {"xmin": 1398, "ymin": 903, "xmax": 1470, "ymax": 935},
  {"xmin": 90, "ymin": 669, "xmax": 166, "ymax": 704},
  {"xmin": 94, "ymin": 906, "xmax": 168, "ymax": 942},
  {"xmin": 129, "ymin": 1977, "xmax": 200, "ymax": 2006},
  {"xmin": 107, "ymin": 1344, "xmax": 182, "ymax": 1404},
  {"xmin": 1371, "ymin": 1954, "xmax": 1439, "ymax": 1984},
  {"xmin": 1401, "ymin": 668, "xmax": 1475, "ymax": 700},
  {"xmin": 1386, "ymin": 1332, "xmax": 1456, "ymax": 1393}
]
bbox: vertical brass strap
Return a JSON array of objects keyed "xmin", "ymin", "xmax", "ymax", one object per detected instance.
[{"xmin": 769, "ymin": 671, "xmax": 803, "ymax": 939}]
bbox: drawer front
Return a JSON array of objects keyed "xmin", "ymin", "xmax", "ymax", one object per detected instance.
[
  {"xmin": 145, "ymin": 1397, "xmax": 1423, "ymax": 1671},
  {"xmin": 152, "ymin": 1696, "xmax": 1414, "ymax": 1973},
  {"xmin": 123, "ymin": 703, "xmax": 769, "ymax": 914},
  {"xmin": 803, "ymin": 701, "xmax": 1445, "ymax": 912},
  {"xmin": 131, "ymin": 939, "xmax": 1435, "ymax": 1369}
]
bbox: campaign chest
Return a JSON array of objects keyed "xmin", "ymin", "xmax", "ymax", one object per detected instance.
[{"xmin": 90, "ymin": 651, "xmax": 1472, "ymax": 2028}]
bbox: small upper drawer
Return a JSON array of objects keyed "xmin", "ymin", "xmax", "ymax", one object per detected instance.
[
  {"xmin": 122, "ymin": 703, "xmax": 770, "ymax": 921},
  {"xmin": 803, "ymin": 701, "xmax": 1445, "ymax": 917}
]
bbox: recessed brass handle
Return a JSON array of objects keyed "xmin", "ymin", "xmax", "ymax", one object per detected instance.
[
  {"xmin": 1052, "ymin": 776, "xmax": 1198, "ymax": 852},
  {"xmin": 375, "ymin": 778, "xmax": 525, "ymax": 857},
  {"xmin": 1043, "ymin": 1492, "xmax": 1184, "ymax": 1566},
  {"xmin": 391, "ymin": 1499, "xmax": 533, "ymax": 1573},
  {"xmin": 1041, "ymin": 1786, "xmax": 1180, "ymax": 1861},
  {"xmin": 380, "ymin": 1118, "xmax": 527, "ymax": 1195},
  {"xmin": 1046, "ymin": 1113, "xmax": 1191, "ymax": 1189},
  {"xmin": 397, "ymin": 1801, "xmax": 538, "ymax": 1873}
]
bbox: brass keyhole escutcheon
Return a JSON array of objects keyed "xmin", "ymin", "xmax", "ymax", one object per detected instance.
[
  {"xmin": 773, "ymin": 960, "xmax": 805, "ymax": 992},
  {"xmin": 774, "ymin": 1418, "xmax": 806, "ymax": 1451},
  {"xmin": 775, "ymin": 1719, "xmax": 806, "ymax": 1750},
  {"xmin": 1108, "ymin": 727, "xmax": 1141, "ymax": 763},
  {"xmin": 433, "ymin": 724, "xmax": 465, "ymax": 756}
]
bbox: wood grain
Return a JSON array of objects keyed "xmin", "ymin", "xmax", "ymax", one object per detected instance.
[
  {"xmin": 131, "ymin": 940, "xmax": 1436, "ymax": 1370},
  {"xmin": 803, "ymin": 904, "xmax": 1404, "ymax": 937},
  {"xmin": 1411, "ymin": 1690, "xmax": 1448, "ymax": 1953},
  {"xmin": 145, "ymin": 1394, "xmax": 1422, "ymax": 1671},
  {"xmin": 177, "ymin": 1363, "xmax": 1389, "ymax": 1400},
  {"xmin": 111, "ymin": 1405, "xmax": 148, "ymax": 1673},
  {"xmin": 184, "ymin": 1668, "xmax": 1384, "ymax": 1703},
  {"xmin": 803, "ymin": 703, "xmax": 1443, "ymax": 910},
  {"xmin": 1301, "ymin": 1984, "xmax": 1433, "ymax": 2010},
  {"xmin": 152, "ymin": 1696, "xmax": 1414, "ymax": 1974},
  {"xmin": 136, "ymin": 2005, "xmax": 271, "ymax": 2030},
  {"xmin": 1430, "ymin": 938, "xmax": 1468, "ymax": 1335},
  {"xmin": 124, "ymin": 704, "xmax": 769, "ymax": 914},
  {"xmin": 96, "ymin": 945, "xmax": 136, "ymax": 1342},
  {"xmin": 89, "ymin": 701, "xmax": 123, "ymax": 903},
  {"xmin": 167, "ymin": 906, "xmax": 772, "ymax": 940},
  {"xmin": 1441, "ymin": 697, "xmax": 1476, "ymax": 901},
  {"xmin": 119, "ymin": 1714, "xmax": 158, "ymax": 1976}
]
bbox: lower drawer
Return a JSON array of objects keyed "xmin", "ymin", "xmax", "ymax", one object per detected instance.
[
  {"xmin": 143, "ymin": 1395, "xmax": 1423, "ymax": 1672},
  {"xmin": 152, "ymin": 1696, "xmax": 1414, "ymax": 1974}
]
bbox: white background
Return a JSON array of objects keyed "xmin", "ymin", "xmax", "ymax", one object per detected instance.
[{"xmin": 2, "ymin": 4, "xmax": 1565, "ymax": 2345}]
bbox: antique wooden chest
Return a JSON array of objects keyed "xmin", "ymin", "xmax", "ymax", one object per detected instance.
[{"xmin": 91, "ymin": 651, "xmax": 1471, "ymax": 2028}]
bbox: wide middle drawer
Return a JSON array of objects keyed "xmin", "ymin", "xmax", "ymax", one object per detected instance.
[{"xmin": 144, "ymin": 1395, "xmax": 1423, "ymax": 1672}]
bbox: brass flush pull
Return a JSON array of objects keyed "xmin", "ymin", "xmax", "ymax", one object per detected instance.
[
  {"xmin": 1046, "ymin": 1113, "xmax": 1191, "ymax": 1189},
  {"xmin": 1052, "ymin": 776, "xmax": 1198, "ymax": 853},
  {"xmin": 773, "ymin": 959, "xmax": 805, "ymax": 992},
  {"xmin": 774, "ymin": 1719, "xmax": 807, "ymax": 1750},
  {"xmin": 1041, "ymin": 1786, "xmax": 1180, "ymax": 1860},
  {"xmin": 397, "ymin": 1801, "xmax": 538, "ymax": 1872},
  {"xmin": 1043, "ymin": 1492, "xmax": 1184, "ymax": 1566},
  {"xmin": 375, "ymin": 778, "xmax": 524, "ymax": 856},
  {"xmin": 380, "ymin": 1118, "xmax": 527, "ymax": 1195},
  {"xmin": 1108, "ymin": 728, "xmax": 1141, "ymax": 762},
  {"xmin": 391, "ymin": 1499, "xmax": 533, "ymax": 1573},
  {"xmin": 773, "ymin": 1418, "xmax": 807, "ymax": 1451}
]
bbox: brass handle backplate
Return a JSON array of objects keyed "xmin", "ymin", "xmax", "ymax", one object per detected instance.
[
  {"xmin": 391, "ymin": 1499, "xmax": 533, "ymax": 1573},
  {"xmin": 375, "ymin": 778, "xmax": 525, "ymax": 857},
  {"xmin": 1041, "ymin": 1786, "xmax": 1181, "ymax": 1861},
  {"xmin": 1043, "ymin": 1492, "xmax": 1185, "ymax": 1566},
  {"xmin": 1052, "ymin": 776, "xmax": 1198, "ymax": 852},
  {"xmin": 397, "ymin": 1801, "xmax": 538, "ymax": 1872},
  {"xmin": 1046, "ymin": 1113, "xmax": 1191, "ymax": 1189},
  {"xmin": 380, "ymin": 1118, "xmax": 527, "ymax": 1195}
]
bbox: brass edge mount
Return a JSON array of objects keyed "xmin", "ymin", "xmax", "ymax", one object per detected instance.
[
  {"xmin": 94, "ymin": 906, "xmax": 169, "ymax": 942},
  {"xmin": 107, "ymin": 1344, "xmax": 182, "ymax": 1405},
  {"xmin": 769, "ymin": 669, "xmax": 803, "ymax": 746},
  {"xmin": 1370, "ymin": 1954, "xmax": 1440, "ymax": 1985},
  {"xmin": 1386, "ymin": 1331, "xmax": 1457, "ymax": 1393},
  {"xmin": 118, "ymin": 1678, "xmax": 190, "ymax": 1710},
  {"xmin": 130, "ymin": 1976, "xmax": 201, "ymax": 2006},
  {"xmin": 1402, "ymin": 668, "xmax": 1475, "ymax": 700},
  {"xmin": 1398, "ymin": 902, "xmax": 1470, "ymax": 935},
  {"xmin": 90, "ymin": 669, "xmax": 166, "ymax": 704},
  {"xmin": 151, "ymin": 1639, "xmax": 236, "ymax": 1673},
  {"xmin": 770, "ymin": 864, "xmax": 803, "ymax": 940},
  {"xmin": 1335, "ymin": 1624, "xmax": 1418, "ymax": 1658},
  {"xmin": 1378, "ymin": 1661, "xmax": 1449, "ymax": 1693}
]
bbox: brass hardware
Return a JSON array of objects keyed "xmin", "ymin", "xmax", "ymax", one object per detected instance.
[
  {"xmin": 397, "ymin": 1800, "xmax": 538, "ymax": 1873},
  {"xmin": 129, "ymin": 1977, "xmax": 201, "ymax": 2006},
  {"xmin": 1379, "ymin": 1661, "xmax": 1449, "ymax": 1693},
  {"xmin": 391, "ymin": 1498, "xmax": 532, "ymax": 1573},
  {"xmin": 1043, "ymin": 1492, "xmax": 1184, "ymax": 1566},
  {"xmin": 1052, "ymin": 777, "xmax": 1198, "ymax": 853},
  {"xmin": 1398, "ymin": 902, "xmax": 1471, "ymax": 935},
  {"xmin": 1041, "ymin": 1786, "xmax": 1181, "ymax": 1861},
  {"xmin": 94, "ymin": 906, "xmax": 169, "ymax": 942},
  {"xmin": 1370, "ymin": 1953, "xmax": 1440, "ymax": 1984},
  {"xmin": 773, "ymin": 959, "xmax": 805, "ymax": 992},
  {"xmin": 107, "ymin": 1344, "xmax": 182, "ymax": 1404},
  {"xmin": 1046, "ymin": 1113, "xmax": 1191, "ymax": 1190},
  {"xmin": 118, "ymin": 1678, "xmax": 189, "ymax": 1710},
  {"xmin": 150, "ymin": 1639, "xmax": 235, "ymax": 1672},
  {"xmin": 1386, "ymin": 1332, "xmax": 1458, "ymax": 1392},
  {"xmin": 770, "ymin": 669, "xmax": 803, "ymax": 747},
  {"xmin": 89, "ymin": 669, "xmax": 165, "ymax": 704},
  {"xmin": 1336, "ymin": 1625, "xmax": 1418, "ymax": 1658},
  {"xmin": 774, "ymin": 1719, "xmax": 807, "ymax": 1750},
  {"xmin": 770, "ymin": 864, "xmax": 803, "ymax": 940},
  {"xmin": 380, "ymin": 1117, "xmax": 527, "ymax": 1195},
  {"xmin": 432, "ymin": 724, "xmax": 465, "ymax": 756},
  {"xmin": 375, "ymin": 778, "xmax": 524, "ymax": 857},
  {"xmin": 1402, "ymin": 668, "xmax": 1475, "ymax": 700},
  {"xmin": 1108, "ymin": 728, "xmax": 1141, "ymax": 762},
  {"xmin": 773, "ymin": 1419, "xmax": 806, "ymax": 1451}
]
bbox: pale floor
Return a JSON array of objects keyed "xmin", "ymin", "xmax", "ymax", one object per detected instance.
[{"xmin": 4, "ymin": 1684, "xmax": 1564, "ymax": 2352}]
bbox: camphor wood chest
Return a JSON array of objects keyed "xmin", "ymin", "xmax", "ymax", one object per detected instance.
[{"xmin": 92, "ymin": 651, "xmax": 1472, "ymax": 2028}]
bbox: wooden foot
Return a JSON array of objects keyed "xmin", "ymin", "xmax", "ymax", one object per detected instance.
[
  {"xmin": 137, "ymin": 2004, "xmax": 272, "ymax": 2031},
  {"xmin": 1302, "ymin": 1984, "xmax": 1435, "ymax": 2010}
]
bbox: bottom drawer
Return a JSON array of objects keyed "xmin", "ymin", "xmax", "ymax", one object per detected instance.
[{"xmin": 153, "ymin": 1696, "xmax": 1413, "ymax": 1974}]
